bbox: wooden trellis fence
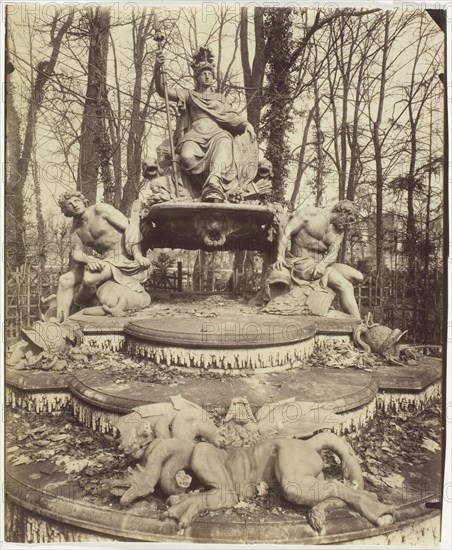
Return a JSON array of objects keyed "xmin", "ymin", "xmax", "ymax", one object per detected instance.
[
  {"xmin": 5, "ymin": 265, "xmax": 443, "ymax": 345},
  {"xmin": 5, "ymin": 264, "xmax": 186, "ymax": 340},
  {"xmin": 5, "ymin": 265, "xmax": 61, "ymax": 340},
  {"xmin": 357, "ymin": 272, "xmax": 443, "ymax": 344}
]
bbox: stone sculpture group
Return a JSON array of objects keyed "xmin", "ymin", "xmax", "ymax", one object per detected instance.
[
  {"xmin": 33, "ymin": 45, "xmax": 419, "ymax": 539},
  {"xmin": 110, "ymin": 404, "xmax": 394, "ymax": 534},
  {"xmin": 48, "ymin": 47, "xmax": 369, "ymax": 324}
]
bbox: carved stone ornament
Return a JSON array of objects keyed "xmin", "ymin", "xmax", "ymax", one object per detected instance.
[
  {"xmin": 110, "ymin": 397, "xmax": 394, "ymax": 535},
  {"xmin": 353, "ymin": 313, "xmax": 419, "ymax": 366},
  {"xmin": 140, "ymin": 202, "xmax": 276, "ymax": 251}
]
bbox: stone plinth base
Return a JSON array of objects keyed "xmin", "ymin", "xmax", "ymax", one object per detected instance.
[
  {"xmin": 70, "ymin": 309, "xmax": 363, "ymax": 358},
  {"xmin": 124, "ymin": 316, "xmax": 317, "ymax": 373},
  {"xmin": 6, "ymin": 355, "xmax": 442, "ymax": 437}
]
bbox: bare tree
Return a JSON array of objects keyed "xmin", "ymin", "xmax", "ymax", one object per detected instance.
[
  {"xmin": 6, "ymin": 9, "xmax": 74, "ymax": 268},
  {"xmin": 394, "ymin": 19, "xmax": 441, "ymax": 336},
  {"xmin": 120, "ymin": 9, "xmax": 157, "ymax": 215},
  {"xmin": 77, "ymin": 7, "xmax": 111, "ymax": 204},
  {"xmin": 5, "ymin": 53, "xmax": 25, "ymax": 269},
  {"xmin": 240, "ymin": 8, "xmax": 267, "ymax": 131}
]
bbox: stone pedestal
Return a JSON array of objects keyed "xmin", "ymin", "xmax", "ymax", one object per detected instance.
[{"xmin": 4, "ymin": 303, "xmax": 443, "ymax": 544}]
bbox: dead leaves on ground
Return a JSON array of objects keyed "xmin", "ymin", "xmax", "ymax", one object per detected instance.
[
  {"xmin": 348, "ymin": 397, "xmax": 441, "ymax": 493},
  {"xmin": 306, "ymin": 342, "xmax": 379, "ymax": 371},
  {"xmin": 5, "ymin": 410, "xmax": 128, "ymax": 504}
]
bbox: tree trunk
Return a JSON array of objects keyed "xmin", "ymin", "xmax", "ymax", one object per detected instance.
[
  {"xmin": 263, "ymin": 8, "xmax": 294, "ymax": 204},
  {"xmin": 31, "ymin": 145, "xmax": 46, "ymax": 270},
  {"xmin": 5, "ymin": 58, "xmax": 25, "ymax": 269},
  {"xmin": 77, "ymin": 8, "xmax": 111, "ymax": 205},
  {"xmin": 373, "ymin": 12, "xmax": 390, "ymax": 282},
  {"xmin": 27, "ymin": 22, "xmax": 46, "ymax": 270},
  {"xmin": 193, "ymin": 250, "xmax": 216, "ymax": 291},
  {"xmin": 6, "ymin": 11, "xmax": 73, "ymax": 268},
  {"xmin": 312, "ymin": 69, "xmax": 326, "ymax": 207},
  {"xmin": 109, "ymin": 34, "xmax": 125, "ymax": 209},
  {"xmin": 120, "ymin": 11, "xmax": 155, "ymax": 215},
  {"xmin": 235, "ymin": 8, "xmax": 268, "ymax": 278},
  {"xmin": 423, "ymin": 103, "xmax": 434, "ymax": 328},
  {"xmin": 240, "ymin": 8, "xmax": 266, "ymax": 132},
  {"xmin": 290, "ymin": 106, "xmax": 315, "ymax": 207},
  {"xmin": 346, "ymin": 54, "xmax": 365, "ymax": 202}
]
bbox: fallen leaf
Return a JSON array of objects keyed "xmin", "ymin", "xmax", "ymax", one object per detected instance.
[
  {"xmin": 422, "ymin": 438, "xmax": 440, "ymax": 453},
  {"xmin": 12, "ymin": 455, "xmax": 32, "ymax": 466},
  {"xmin": 367, "ymin": 464, "xmax": 380, "ymax": 476},
  {"xmin": 382, "ymin": 473, "xmax": 405, "ymax": 488},
  {"xmin": 64, "ymin": 458, "xmax": 89, "ymax": 474},
  {"xmin": 49, "ymin": 434, "xmax": 70, "ymax": 442},
  {"xmin": 363, "ymin": 473, "xmax": 384, "ymax": 488}
]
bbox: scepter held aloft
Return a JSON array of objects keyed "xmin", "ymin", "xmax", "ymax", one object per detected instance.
[{"xmin": 153, "ymin": 21, "xmax": 179, "ymax": 197}]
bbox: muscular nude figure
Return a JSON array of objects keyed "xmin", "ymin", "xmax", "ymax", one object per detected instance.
[
  {"xmin": 55, "ymin": 192, "xmax": 151, "ymax": 321},
  {"xmin": 274, "ymin": 200, "xmax": 363, "ymax": 318}
]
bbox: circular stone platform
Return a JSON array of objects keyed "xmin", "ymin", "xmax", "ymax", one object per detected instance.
[
  {"xmin": 5, "ymin": 461, "xmax": 441, "ymax": 544},
  {"xmin": 124, "ymin": 316, "xmax": 317, "ymax": 373}
]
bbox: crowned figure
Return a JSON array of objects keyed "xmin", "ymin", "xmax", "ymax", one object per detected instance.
[{"xmin": 154, "ymin": 46, "xmax": 258, "ymax": 202}]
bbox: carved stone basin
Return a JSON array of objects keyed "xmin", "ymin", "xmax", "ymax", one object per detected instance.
[{"xmin": 139, "ymin": 202, "xmax": 277, "ymax": 251}]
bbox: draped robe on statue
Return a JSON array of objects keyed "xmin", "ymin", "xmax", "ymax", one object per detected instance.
[
  {"xmin": 174, "ymin": 89, "xmax": 257, "ymax": 195},
  {"xmin": 98, "ymin": 221, "xmax": 149, "ymax": 294}
]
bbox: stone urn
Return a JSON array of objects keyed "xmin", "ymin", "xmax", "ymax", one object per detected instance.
[{"xmin": 353, "ymin": 313, "xmax": 410, "ymax": 366}]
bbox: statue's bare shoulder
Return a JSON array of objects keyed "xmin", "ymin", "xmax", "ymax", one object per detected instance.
[
  {"xmin": 293, "ymin": 205, "xmax": 320, "ymax": 221},
  {"xmin": 288, "ymin": 206, "xmax": 326, "ymax": 238},
  {"xmin": 92, "ymin": 202, "xmax": 129, "ymax": 231},
  {"xmin": 93, "ymin": 202, "xmax": 113, "ymax": 216}
]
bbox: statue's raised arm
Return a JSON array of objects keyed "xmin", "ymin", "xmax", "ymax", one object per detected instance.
[
  {"xmin": 154, "ymin": 52, "xmax": 178, "ymax": 102},
  {"xmin": 153, "ymin": 46, "xmax": 257, "ymax": 203}
]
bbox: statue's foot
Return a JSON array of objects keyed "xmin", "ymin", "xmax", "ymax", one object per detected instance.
[
  {"xmin": 110, "ymin": 464, "xmax": 157, "ymax": 506},
  {"xmin": 110, "ymin": 478, "xmax": 155, "ymax": 506},
  {"xmin": 358, "ymin": 492, "xmax": 395, "ymax": 526},
  {"xmin": 110, "ymin": 308, "xmax": 126, "ymax": 317},
  {"xmin": 163, "ymin": 493, "xmax": 201, "ymax": 533},
  {"xmin": 308, "ymin": 507, "xmax": 326, "ymax": 534},
  {"xmin": 308, "ymin": 497, "xmax": 346, "ymax": 534},
  {"xmin": 201, "ymin": 184, "xmax": 226, "ymax": 203},
  {"xmin": 103, "ymin": 305, "xmax": 126, "ymax": 317},
  {"xmin": 109, "ymin": 480, "xmax": 131, "ymax": 498},
  {"xmin": 377, "ymin": 513, "xmax": 395, "ymax": 526}
]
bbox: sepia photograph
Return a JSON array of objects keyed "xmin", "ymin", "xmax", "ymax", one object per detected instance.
[{"xmin": 2, "ymin": 1, "xmax": 450, "ymax": 546}]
